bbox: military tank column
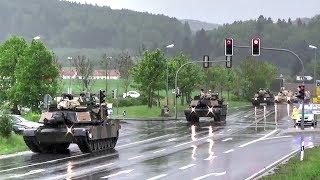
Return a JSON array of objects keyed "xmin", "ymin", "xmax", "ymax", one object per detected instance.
[
  {"xmin": 184, "ymin": 89, "xmax": 227, "ymax": 123},
  {"xmin": 23, "ymin": 91, "xmax": 120, "ymax": 154},
  {"xmin": 274, "ymin": 87, "xmax": 298, "ymax": 104},
  {"xmin": 251, "ymin": 88, "xmax": 274, "ymax": 106}
]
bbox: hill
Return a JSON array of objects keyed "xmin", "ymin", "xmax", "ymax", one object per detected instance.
[
  {"xmin": 180, "ymin": 19, "xmax": 219, "ymax": 32},
  {"xmin": 0, "ymin": 0, "xmax": 189, "ymax": 52}
]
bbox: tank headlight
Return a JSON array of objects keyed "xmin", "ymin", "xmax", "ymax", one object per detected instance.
[
  {"xmin": 264, "ymin": 98, "xmax": 267, "ymax": 101},
  {"xmin": 255, "ymin": 98, "xmax": 258, "ymax": 100},
  {"xmin": 88, "ymin": 132, "xmax": 93, "ymax": 139}
]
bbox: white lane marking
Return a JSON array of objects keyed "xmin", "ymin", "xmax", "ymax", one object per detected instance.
[
  {"xmin": 0, "ymin": 153, "xmax": 88, "ymax": 173},
  {"xmin": 223, "ymin": 149, "xmax": 234, "ymax": 154},
  {"xmin": 193, "ymin": 171, "xmax": 227, "ymax": 180},
  {"xmin": 10, "ymin": 169, "xmax": 45, "ymax": 178},
  {"xmin": 179, "ymin": 164, "xmax": 196, "ymax": 170},
  {"xmin": 153, "ymin": 149, "xmax": 166, "ymax": 154},
  {"xmin": 166, "ymin": 138, "xmax": 177, "ymax": 142},
  {"xmin": 222, "ymin": 138, "xmax": 233, "ymax": 142},
  {"xmin": 147, "ymin": 174, "xmax": 168, "ymax": 180},
  {"xmin": 101, "ymin": 169, "xmax": 134, "ymax": 179},
  {"xmin": 117, "ymin": 134, "xmax": 174, "ymax": 148},
  {"xmin": 93, "ymin": 163, "xmax": 114, "ymax": 170},
  {"xmin": 244, "ymin": 149, "xmax": 299, "ymax": 180},
  {"xmin": 128, "ymin": 155, "xmax": 143, "ymax": 160},
  {"xmin": 227, "ymin": 129, "xmax": 232, "ymax": 132},
  {"xmin": 239, "ymin": 129, "xmax": 277, "ymax": 148},
  {"xmin": 204, "ymin": 155, "xmax": 217, "ymax": 161},
  {"xmin": 0, "ymin": 151, "xmax": 32, "ymax": 160}
]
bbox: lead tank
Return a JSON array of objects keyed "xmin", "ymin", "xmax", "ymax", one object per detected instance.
[
  {"xmin": 23, "ymin": 93, "xmax": 120, "ymax": 154},
  {"xmin": 185, "ymin": 93, "xmax": 227, "ymax": 123}
]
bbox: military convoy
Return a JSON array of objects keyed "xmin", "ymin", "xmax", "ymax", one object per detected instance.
[
  {"xmin": 252, "ymin": 89, "xmax": 274, "ymax": 106},
  {"xmin": 185, "ymin": 91, "xmax": 227, "ymax": 123},
  {"xmin": 274, "ymin": 87, "xmax": 298, "ymax": 104},
  {"xmin": 23, "ymin": 92, "xmax": 120, "ymax": 154}
]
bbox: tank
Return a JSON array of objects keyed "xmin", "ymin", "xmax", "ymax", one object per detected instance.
[
  {"xmin": 274, "ymin": 89, "xmax": 297, "ymax": 104},
  {"xmin": 184, "ymin": 92, "xmax": 227, "ymax": 123},
  {"xmin": 252, "ymin": 89, "xmax": 274, "ymax": 106},
  {"xmin": 23, "ymin": 93, "xmax": 120, "ymax": 154}
]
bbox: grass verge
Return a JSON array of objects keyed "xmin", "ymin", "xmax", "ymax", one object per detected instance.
[
  {"xmin": 262, "ymin": 147, "xmax": 320, "ymax": 180},
  {"xmin": 22, "ymin": 112, "xmax": 41, "ymax": 122},
  {"xmin": 0, "ymin": 134, "xmax": 28, "ymax": 155}
]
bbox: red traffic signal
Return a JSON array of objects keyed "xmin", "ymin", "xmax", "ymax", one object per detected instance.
[
  {"xmin": 203, "ymin": 55, "xmax": 210, "ymax": 68},
  {"xmin": 252, "ymin": 38, "xmax": 261, "ymax": 56},
  {"xmin": 225, "ymin": 38, "xmax": 233, "ymax": 56}
]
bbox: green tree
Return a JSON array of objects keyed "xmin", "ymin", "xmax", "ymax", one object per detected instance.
[
  {"xmin": 12, "ymin": 40, "xmax": 60, "ymax": 111},
  {"xmin": 73, "ymin": 55, "xmax": 94, "ymax": 92},
  {"xmin": 132, "ymin": 49, "xmax": 166, "ymax": 108},
  {"xmin": 117, "ymin": 52, "xmax": 134, "ymax": 93},
  {"xmin": 168, "ymin": 53, "xmax": 204, "ymax": 105},
  {"xmin": 238, "ymin": 58, "xmax": 278, "ymax": 100},
  {"xmin": 0, "ymin": 36, "xmax": 28, "ymax": 102}
]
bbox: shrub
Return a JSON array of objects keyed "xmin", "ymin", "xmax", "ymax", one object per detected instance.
[
  {"xmin": 23, "ymin": 112, "xmax": 41, "ymax": 122},
  {"xmin": 0, "ymin": 103, "xmax": 13, "ymax": 138},
  {"xmin": 115, "ymin": 97, "xmax": 146, "ymax": 107}
]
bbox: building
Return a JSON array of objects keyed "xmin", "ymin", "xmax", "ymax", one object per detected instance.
[{"xmin": 61, "ymin": 68, "xmax": 120, "ymax": 80}]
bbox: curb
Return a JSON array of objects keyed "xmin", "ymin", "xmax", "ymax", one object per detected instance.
[
  {"xmin": 0, "ymin": 151, "xmax": 32, "ymax": 160},
  {"xmin": 112, "ymin": 105, "xmax": 251, "ymax": 121}
]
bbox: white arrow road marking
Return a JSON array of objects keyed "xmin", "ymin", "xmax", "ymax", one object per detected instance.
[
  {"xmin": 223, "ymin": 149, "xmax": 234, "ymax": 154},
  {"xmin": 147, "ymin": 174, "xmax": 168, "ymax": 180},
  {"xmin": 128, "ymin": 155, "xmax": 143, "ymax": 160},
  {"xmin": 222, "ymin": 138, "xmax": 233, "ymax": 142},
  {"xmin": 193, "ymin": 171, "xmax": 227, "ymax": 180},
  {"xmin": 101, "ymin": 169, "xmax": 134, "ymax": 179},
  {"xmin": 239, "ymin": 129, "xmax": 277, "ymax": 148},
  {"xmin": 10, "ymin": 169, "xmax": 45, "ymax": 178},
  {"xmin": 179, "ymin": 164, "xmax": 196, "ymax": 170}
]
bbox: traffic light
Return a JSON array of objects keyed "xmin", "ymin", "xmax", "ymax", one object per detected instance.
[
  {"xmin": 297, "ymin": 85, "xmax": 305, "ymax": 100},
  {"xmin": 252, "ymin": 38, "xmax": 261, "ymax": 56},
  {"xmin": 203, "ymin": 55, "xmax": 210, "ymax": 68},
  {"xmin": 111, "ymin": 90, "xmax": 115, "ymax": 99},
  {"xmin": 99, "ymin": 90, "xmax": 106, "ymax": 104},
  {"xmin": 225, "ymin": 38, "xmax": 233, "ymax": 56}
]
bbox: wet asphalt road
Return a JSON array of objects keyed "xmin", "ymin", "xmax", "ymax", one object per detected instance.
[{"xmin": 0, "ymin": 104, "xmax": 319, "ymax": 180}]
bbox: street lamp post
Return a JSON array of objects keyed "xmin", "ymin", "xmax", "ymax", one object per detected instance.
[
  {"xmin": 68, "ymin": 57, "xmax": 73, "ymax": 94},
  {"xmin": 309, "ymin": 45, "xmax": 318, "ymax": 84},
  {"xmin": 165, "ymin": 44, "xmax": 174, "ymax": 106}
]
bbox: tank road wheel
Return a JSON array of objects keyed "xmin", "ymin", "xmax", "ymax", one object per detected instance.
[
  {"xmin": 77, "ymin": 137, "xmax": 93, "ymax": 153},
  {"xmin": 23, "ymin": 136, "xmax": 41, "ymax": 153}
]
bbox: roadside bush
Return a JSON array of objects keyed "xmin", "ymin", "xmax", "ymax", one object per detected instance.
[
  {"xmin": 115, "ymin": 97, "xmax": 146, "ymax": 107},
  {"xmin": 23, "ymin": 112, "xmax": 41, "ymax": 122},
  {"xmin": 0, "ymin": 103, "xmax": 13, "ymax": 138}
]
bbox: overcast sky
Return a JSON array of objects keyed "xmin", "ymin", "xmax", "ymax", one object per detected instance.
[{"xmin": 69, "ymin": 0, "xmax": 320, "ymax": 24}]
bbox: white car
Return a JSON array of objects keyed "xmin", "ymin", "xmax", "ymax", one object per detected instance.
[{"xmin": 123, "ymin": 91, "xmax": 140, "ymax": 98}]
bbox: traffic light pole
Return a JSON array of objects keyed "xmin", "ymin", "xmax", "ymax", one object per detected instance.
[
  {"xmin": 235, "ymin": 45, "xmax": 306, "ymax": 130},
  {"xmin": 174, "ymin": 60, "xmax": 227, "ymax": 120}
]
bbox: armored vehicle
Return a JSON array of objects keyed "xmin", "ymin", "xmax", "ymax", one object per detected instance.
[
  {"xmin": 252, "ymin": 89, "xmax": 274, "ymax": 106},
  {"xmin": 274, "ymin": 87, "xmax": 298, "ymax": 104},
  {"xmin": 23, "ymin": 93, "xmax": 120, "ymax": 154},
  {"xmin": 185, "ymin": 92, "xmax": 227, "ymax": 123}
]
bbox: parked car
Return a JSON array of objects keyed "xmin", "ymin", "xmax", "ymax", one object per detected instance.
[
  {"xmin": 11, "ymin": 115, "xmax": 42, "ymax": 135},
  {"xmin": 123, "ymin": 91, "xmax": 140, "ymax": 98}
]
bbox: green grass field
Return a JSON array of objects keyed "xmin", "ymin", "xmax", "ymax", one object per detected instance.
[
  {"xmin": 0, "ymin": 134, "xmax": 28, "ymax": 155},
  {"xmin": 262, "ymin": 147, "xmax": 320, "ymax": 180}
]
